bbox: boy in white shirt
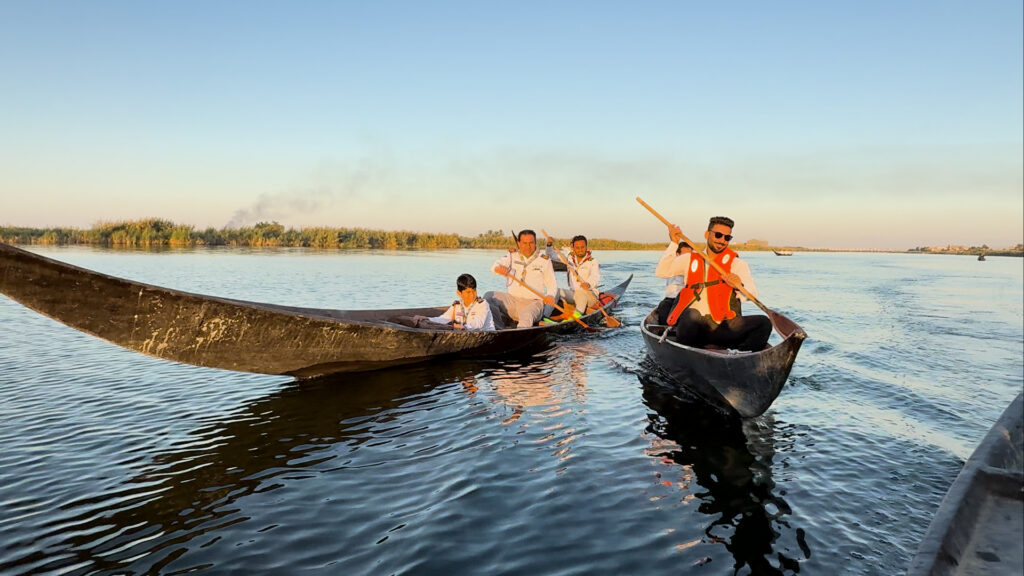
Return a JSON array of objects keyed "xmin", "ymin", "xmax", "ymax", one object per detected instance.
[{"xmin": 422, "ymin": 273, "xmax": 496, "ymax": 331}]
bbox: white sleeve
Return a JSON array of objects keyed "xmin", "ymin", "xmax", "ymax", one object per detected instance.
[
  {"xmin": 587, "ymin": 260, "xmax": 601, "ymax": 288},
  {"xmin": 656, "ymin": 243, "xmax": 689, "ymax": 279},
  {"xmin": 542, "ymin": 260, "xmax": 558, "ymax": 297},
  {"xmin": 492, "ymin": 255, "xmax": 507, "ymax": 275},
  {"xmin": 427, "ymin": 305, "xmax": 456, "ymax": 324},
  {"xmin": 730, "ymin": 258, "xmax": 758, "ymax": 301}
]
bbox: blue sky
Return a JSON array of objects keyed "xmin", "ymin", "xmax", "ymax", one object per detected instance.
[{"xmin": 2, "ymin": 1, "xmax": 1021, "ymax": 250}]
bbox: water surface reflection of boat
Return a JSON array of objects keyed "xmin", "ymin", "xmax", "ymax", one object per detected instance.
[
  {"xmin": 640, "ymin": 369, "xmax": 811, "ymax": 573},
  {"xmin": 0, "ymin": 360, "xmax": 497, "ymax": 575}
]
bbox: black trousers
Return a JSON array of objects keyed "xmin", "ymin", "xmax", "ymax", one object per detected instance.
[
  {"xmin": 655, "ymin": 297, "xmax": 676, "ymax": 325},
  {"xmin": 671, "ymin": 308, "xmax": 772, "ymax": 351}
]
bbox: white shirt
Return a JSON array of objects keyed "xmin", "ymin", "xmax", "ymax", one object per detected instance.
[
  {"xmin": 655, "ymin": 242, "xmax": 758, "ymax": 316},
  {"xmin": 492, "ymin": 250, "xmax": 558, "ymax": 301},
  {"xmin": 664, "ymin": 274, "xmax": 685, "ymax": 298},
  {"xmin": 548, "ymin": 246, "xmax": 601, "ymax": 292},
  {"xmin": 428, "ymin": 298, "xmax": 496, "ymax": 331}
]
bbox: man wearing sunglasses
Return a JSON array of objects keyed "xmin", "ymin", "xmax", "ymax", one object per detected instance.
[{"xmin": 654, "ymin": 216, "xmax": 772, "ymax": 351}]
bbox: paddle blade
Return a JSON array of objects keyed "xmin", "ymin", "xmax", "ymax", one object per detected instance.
[{"xmin": 765, "ymin": 308, "xmax": 806, "ymax": 340}]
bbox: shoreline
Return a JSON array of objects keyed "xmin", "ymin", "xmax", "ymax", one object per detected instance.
[
  {"xmin": 2, "ymin": 220, "xmax": 1020, "ymax": 256},
  {"xmin": 5, "ymin": 239, "xmax": 1021, "ymax": 258}
]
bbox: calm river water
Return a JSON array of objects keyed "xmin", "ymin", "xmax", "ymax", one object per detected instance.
[{"xmin": 1, "ymin": 246, "xmax": 1021, "ymax": 575}]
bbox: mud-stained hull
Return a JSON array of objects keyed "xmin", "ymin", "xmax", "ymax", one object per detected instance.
[
  {"xmin": 640, "ymin": 309, "xmax": 806, "ymax": 418},
  {"xmin": 0, "ymin": 243, "xmax": 631, "ymax": 378}
]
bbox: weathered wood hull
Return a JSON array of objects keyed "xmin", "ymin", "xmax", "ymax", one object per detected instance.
[
  {"xmin": 0, "ymin": 243, "xmax": 630, "ymax": 378},
  {"xmin": 640, "ymin": 309, "xmax": 806, "ymax": 417},
  {"xmin": 908, "ymin": 392, "xmax": 1023, "ymax": 576}
]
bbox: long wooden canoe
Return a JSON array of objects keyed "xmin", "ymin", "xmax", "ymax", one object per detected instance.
[
  {"xmin": 0, "ymin": 242, "xmax": 631, "ymax": 378},
  {"xmin": 907, "ymin": 392, "xmax": 1023, "ymax": 575},
  {"xmin": 640, "ymin": 308, "xmax": 806, "ymax": 418}
]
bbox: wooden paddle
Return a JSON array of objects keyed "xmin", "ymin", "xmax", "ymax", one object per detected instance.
[
  {"xmin": 503, "ymin": 273, "xmax": 592, "ymax": 329},
  {"xmin": 635, "ymin": 197, "xmax": 784, "ymax": 332},
  {"xmin": 541, "ymin": 229, "xmax": 621, "ymax": 328},
  {"xmin": 503, "ymin": 231, "xmax": 592, "ymax": 330}
]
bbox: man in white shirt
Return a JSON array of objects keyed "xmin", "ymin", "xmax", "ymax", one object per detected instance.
[
  {"xmin": 546, "ymin": 234, "xmax": 601, "ymax": 314},
  {"xmin": 486, "ymin": 230, "xmax": 557, "ymax": 328}
]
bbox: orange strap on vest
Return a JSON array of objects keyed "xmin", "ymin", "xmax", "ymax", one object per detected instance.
[{"xmin": 664, "ymin": 250, "xmax": 739, "ymax": 325}]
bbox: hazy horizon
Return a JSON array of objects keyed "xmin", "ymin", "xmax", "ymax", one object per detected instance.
[{"xmin": 2, "ymin": 2, "xmax": 1021, "ymax": 251}]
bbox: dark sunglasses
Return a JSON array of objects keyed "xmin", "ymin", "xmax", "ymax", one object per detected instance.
[{"xmin": 710, "ymin": 231, "xmax": 733, "ymax": 241}]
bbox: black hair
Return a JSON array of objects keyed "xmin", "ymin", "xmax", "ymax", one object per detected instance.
[
  {"xmin": 676, "ymin": 241, "xmax": 692, "ymax": 254},
  {"xmin": 457, "ymin": 273, "xmax": 477, "ymax": 292},
  {"xmin": 708, "ymin": 216, "xmax": 735, "ymax": 230},
  {"xmin": 571, "ymin": 235, "xmax": 587, "ymax": 245},
  {"xmin": 517, "ymin": 229, "xmax": 537, "ymax": 242}
]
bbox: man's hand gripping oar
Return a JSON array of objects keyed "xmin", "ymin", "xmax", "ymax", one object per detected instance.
[
  {"xmin": 541, "ymin": 229, "xmax": 621, "ymax": 328},
  {"xmin": 501, "ymin": 230, "xmax": 593, "ymax": 331},
  {"xmin": 635, "ymin": 197, "xmax": 786, "ymax": 335}
]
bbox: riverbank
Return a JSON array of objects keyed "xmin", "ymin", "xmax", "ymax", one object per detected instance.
[{"xmin": 2, "ymin": 220, "xmax": 1021, "ymax": 256}]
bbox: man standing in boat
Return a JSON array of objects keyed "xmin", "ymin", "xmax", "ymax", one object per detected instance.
[
  {"xmin": 545, "ymin": 234, "xmax": 601, "ymax": 314},
  {"xmin": 655, "ymin": 217, "xmax": 771, "ymax": 351},
  {"xmin": 487, "ymin": 229, "xmax": 557, "ymax": 328}
]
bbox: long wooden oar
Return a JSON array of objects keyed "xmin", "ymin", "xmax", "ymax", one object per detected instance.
[
  {"xmin": 541, "ymin": 229, "xmax": 621, "ymax": 328},
  {"xmin": 504, "ymin": 230, "xmax": 591, "ymax": 330},
  {"xmin": 503, "ymin": 273, "xmax": 592, "ymax": 330},
  {"xmin": 635, "ymin": 197, "xmax": 784, "ymax": 332}
]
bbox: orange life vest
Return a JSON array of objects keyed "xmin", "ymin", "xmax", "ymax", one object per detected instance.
[{"xmin": 666, "ymin": 248, "xmax": 740, "ymax": 325}]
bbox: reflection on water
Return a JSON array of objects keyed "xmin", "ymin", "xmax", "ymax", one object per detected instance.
[
  {"xmin": 2, "ymin": 248, "xmax": 1021, "ymax": 575},
  {"xmin": 640, "ymin": 363, "xmax": 811, "ymax": 574},
  {"xmin": 0, "ymin": 361, "xmax": 492, "ymax": 574},
  {"xmin": 471, "ymin": 344, "xmax": 603, "ymax": 466},
  {"xmin": 1, "ymin": 346, "xmax": 608, "ymax": 575}
]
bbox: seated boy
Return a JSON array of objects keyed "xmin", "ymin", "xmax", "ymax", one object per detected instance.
[{"xmin": 412, "ymin": 273, "xmax": 496, "ymax": 331}]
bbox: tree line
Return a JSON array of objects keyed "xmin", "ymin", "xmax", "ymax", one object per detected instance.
[{"xmin": 0, "ymin": 219, "xmax": 666, "ymax": 250}]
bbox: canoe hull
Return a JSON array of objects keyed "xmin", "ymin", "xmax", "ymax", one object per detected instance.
[
  {"xmin": 908, "ymin": 393, "xmax": 1024, "ymax": 575},
  {"xmin": 0, "ymin": 243, "xmax": 630, "ymax": 378},
  {"xmin": 640, "ymin": 309, "xmax": 806, "ymax": 417}
]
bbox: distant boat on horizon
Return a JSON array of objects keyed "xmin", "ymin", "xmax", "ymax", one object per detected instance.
[
  {"xmin": 773, "ymin": 250, "xmax": 794, "ymax": 256},
  {"xmin": 978, "ymin": 253, "xmax": 986, "ymax": 261}
]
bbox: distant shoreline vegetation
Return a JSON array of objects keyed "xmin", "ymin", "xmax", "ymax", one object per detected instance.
[{"xmin": 1, "ymin": 219, "xmax": 1021, "ymax": 256}]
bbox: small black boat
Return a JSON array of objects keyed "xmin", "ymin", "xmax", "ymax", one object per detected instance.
[
  {"xmin": 640, "ymin": 308, "xmax": 806, "ymax": 417},
  {"xmin": 0, "ymin": 242, "xmax": 631, "ymax": 378}
]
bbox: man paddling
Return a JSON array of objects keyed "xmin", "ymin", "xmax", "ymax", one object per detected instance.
[
  {"xmin": 486, "ymin": 229, "xmax": 557, "ymax": 328},
  {"xmin": 655, "ymin": 216, "xmax": 771, "ymax": 351},
  {"xmin": 546, "ymin": 234, "xmax": 601, "ymax": 314}
]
